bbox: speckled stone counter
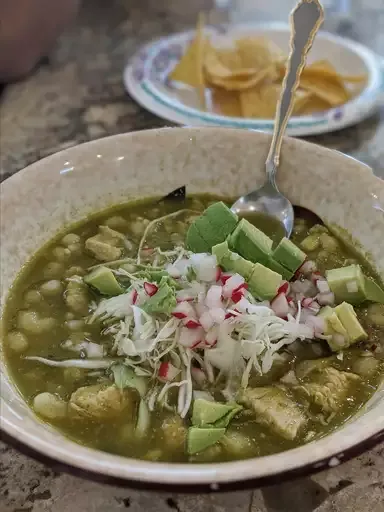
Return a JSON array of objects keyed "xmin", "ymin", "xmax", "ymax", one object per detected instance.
[{"xmin": 0, "ymin": 1, "xmax": 383, "ymax": 511}]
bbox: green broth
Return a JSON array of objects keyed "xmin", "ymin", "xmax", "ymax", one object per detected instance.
[{"xmin": 2, "ymin": 196, "xmax": 383, "ymax": 463}]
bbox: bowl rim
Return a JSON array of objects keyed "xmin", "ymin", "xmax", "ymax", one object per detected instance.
[{"xmin": 1, "ymin": 128, "xmax": 383, "ymax": 491}]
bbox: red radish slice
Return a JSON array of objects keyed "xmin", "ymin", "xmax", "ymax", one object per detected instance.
[
  {"xmin": 299, "ymin": 260, "xmax": 317, "ymax": 275},
  {"xmin": 310, "ymin": 271, "xmax": 323, "ymax": 283},
  {"xmin": 231, "ymin": 290, "xmax": 245, "ymax": 304},
  {"xmin": 271, "ymin": 293, "xmax": 290, "ymax": 318},
  {"xmin": 144, "ymin": 282, "xmax": 158, "ymax": 297},
  {"xmin": 172, "ymin": 301, "xmax": 195, "ymax": 319},
  {"xmin": 216, "ymin": 267, "xmax": 222, "ymax": 282},
  {"xmin": 223, "ymin": 274, "xmax": 245, "ymax": 298},
  {"xmin": 158, "ymin": 362, "xmax": 180, "ymax": 382},
  {"xmin": 317, "ymin": 279, "xmax": 330, "ymax": 294},
  {"xmin": 309, "ymin": 301, "xmax": 321, "ymax": 314},
  {"xmin": 179, "ymin": 327, "xmax": 204, "ymax": 347},
  {"xmin": 209, "ymin": 307, "xmax": 226, "ymax": 324},
  {"xmin": 184, "ymin": 319, "xmax": 201, "ymax": 329},
  {"xmin": 220, "ymin": 273, "xmax": 233, "ymax": 285},
  {"xmin": 205, "ymin": 285, "xmax": 223, "ymax": 309},
  {"xmin": 317, "ymin": 292, "xmax": 335, "ymax": 306},
  {"xmin": 190, "ymin": 254, "xmax": 218, "ymax": 282},
  {"xmin": 199, "ymin": 311, "xmax": 214, "ymax": 331},
  {"xmin": 205, "ymin": 326, "xmax": 218, "ymax": 346},
  {"xmin": 225, "ymin": 312, "xmax": 235, "ymax": 319},
  {"xmin": 301, "ymin": 297, "xmax": 314, "ymax": 308},
  {"xmin": 191, "ymin": 367, "xmax": 207, "ymax": 385},
  {"xmin": 278, "ymin": 281, "xmax": 290, "ymax": 296},
  {"xmin": 127, "ymin": 288, "xmax": 138, "ymax": 305}
]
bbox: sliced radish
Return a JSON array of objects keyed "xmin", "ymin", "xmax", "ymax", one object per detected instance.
[
  {"xmin": 215, "ymin": 267, "xmax": 222, "ymax": 282},
  {"xmin": 301, "ymin": 297, "xmax": 314, "ymax": 308},
  {"xmin": 178, "ymin": 326, "xmax": 204, "ymax": 347},
  {"xmin": 316, "ymin": 279, "xmax": 330, "ymax": 294},
  {"xmin": 184, "ymin": 319, "xmax": 201, "ymax": 329},
  {"xmin": 271, "ymin": 293, "xmax": 290, "ymax": 318},
  {"xmin": 205, "ymin": 285, "xmax": 223, "ymax": 309},
  {"xmin": 299, "ymin": 260, "xmax": 317, "ymax": 275},
  {"xmin": 172, "ymin": 301, "xmax": 195, "ymax": 319},
  {"xmin": 205, "ymin": 325, "xmax": 218, "ymax": 346},
  {"xmin": 310, "ymin": 271, "xmax": 323, "ymax": 284},
  {"xmin": 127, "ymin": 288, "xmax": 138, "ymax": 305},
  {"xmin": 220, "ymin": 273, "xmax": 233, "ymax": 285},
  {"xmin": 158, "ymin": 362, "xmax": 180, "ymax": 382},
  {"xmin": 209, "ymin": 307, "xmax": 226, "ymax": 324},
  {"xmin": 199, "ymin": 310, "xmax": 215, "ymax": 331},
  {"xmin": 278, "ymin": 281, "xmax": 290, "ymax": 296},
  {"xmin": 231, "ymin": 290, "xmax": 245, "ymax": 304},
  {"xmin": 317, "ymin": 292, "xmax": 335, "ymax": 306},
  {"xmin": 144, "ymin": 282, "xmax": 158, "ymax": 297},
  {"xmin": 223, "ymin": 274, "xmax": 245, "ymax": 298},
  {"xmin": 235, "ymin": 297, "xmax": 251, "ymax": 313},
  {"xmin": 190, "ymin": 254, "xmax": 218, "ymax": 282}
]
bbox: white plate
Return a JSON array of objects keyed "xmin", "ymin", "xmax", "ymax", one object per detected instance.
[{"xmin": 124, "ymin": 23, "xmax": 384, "ymax": 137}]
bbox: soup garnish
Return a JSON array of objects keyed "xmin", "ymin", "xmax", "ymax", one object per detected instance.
[{"xmin": 3, "ymin": 195, "xmax": 384, "ymax": 462}]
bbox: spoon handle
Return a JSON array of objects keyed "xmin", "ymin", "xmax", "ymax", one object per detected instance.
[{"xmin": 266, "ymin": 0, "xmax": 324, "ymax": 182}]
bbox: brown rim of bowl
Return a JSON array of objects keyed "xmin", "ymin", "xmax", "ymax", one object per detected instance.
[{"xmin": 1, "ymin": 426, "xmax": 383, "ymax": 492}]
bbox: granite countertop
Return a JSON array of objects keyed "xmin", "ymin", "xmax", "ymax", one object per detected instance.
[{"xmin": 0, "ymin": 0, "xmax": 383, "ymax": 511}]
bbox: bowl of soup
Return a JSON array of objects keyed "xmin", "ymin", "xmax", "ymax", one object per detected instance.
[{"xmin": 1, "ymin": 128, "xmax": 383, "ymax": 491}]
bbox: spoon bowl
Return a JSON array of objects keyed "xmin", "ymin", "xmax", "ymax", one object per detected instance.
[
  {"xmin": 231, "ymin": 0, "xmax": 324, "ymax": 237},
  {"xmin": 231, "ymin": 179, "xmax": 294, "ymax": 237}
]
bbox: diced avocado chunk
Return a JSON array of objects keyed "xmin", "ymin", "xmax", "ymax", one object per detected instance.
[
  {"xmin": 212, "ymin": 242, "xmax": 254, "ymax": 280},
  {"xmin": 267, "ymin": 257, "xmax": 294, "ymax": 281},
  {"xmin": 186, "ymin": 224, "xmax": 211, "ymax": 253},
  {"xmin": 365, "ymin": 277, "xmax": 384, "ymax": 304},
  {"xmin": 203, "ymin": 202, "xmax": 238, "ymax": 241},
  {"xmin": 272, "ymin": 237, "xmax": 306, "ymax": 273},
  {"xmin": 214, "ymin": 404, "xmax": 243, "ymax": 428},
  {"xmin": 325, "ymin": 264, "xmax": 367, "ymax": 305},
  {"xmin": 192, "ymin": 399, "xmax": 237, "ymax": 427},
  {"xmin": 187, "ymin": 427, "xmax": 226, "ymax": 455},
  {"xmin": 84, "ymin": 266, "xmax": 124, "ymax": 296},
  {"xmin": 248, "ymin": 263, "xmax": 282, "ymax": 300},
  {"xmin": 229, "ymin": 218, "xmax": 273, "ymax": 265},
  {"xmin": 334, "ymin": 302, "xmax": 367, "ymax": 344},
  {"xmin": 186, "ymin": 202, "xmax": 238, "ymax": 252}
]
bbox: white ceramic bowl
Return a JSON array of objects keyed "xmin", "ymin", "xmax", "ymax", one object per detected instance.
[
  {"xmin": 124, "ymin": 23, "xmax": 384, "ymax": 136},
  {"xmin": 1, "ymin": 128, "xmax": 383, "ymax": 491}
]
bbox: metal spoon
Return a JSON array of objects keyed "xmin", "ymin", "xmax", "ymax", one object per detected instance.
[{"xmin": 231, "ymin": 0, "xmax": 324, "ymax": 237}]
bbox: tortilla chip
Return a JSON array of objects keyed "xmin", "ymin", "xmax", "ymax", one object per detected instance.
[
  {"xmin": 300, "ymin": 94, "xmax": 332, "ymax": 114},
  {"xmin": 207, "ymin": 64, "xmax": 277, "ymax": 91},
  {"xmin": 299, "ymin": 75, "xmax": 350, "ymax": 106},
  {"xmin": 169, "ymin": 13, "xmax": 207, "ymax": 108},
  {"xmin": 211, "ymin": 88, "xmax": 242, "ymax": 117},
  {"xmin": 292, "ymin": 89, "xmax": 314, "ymax": 115},
  {"xmin": 240, "ymin": 83, "xmax": 281, "ymax": 118},
  {"xmin": 235, "ymin": 36, "xmax": 282, "ymax": 70},
  {"xmin": 204, "ymin": 45, "xmax": 256, "ymax": 80}
]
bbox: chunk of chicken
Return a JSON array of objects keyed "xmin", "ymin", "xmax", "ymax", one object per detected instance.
[
  {"xmin": 239, "ymin": 386, "xmax": 307, "ymax": 441},
  {"xmin": 69, "ymin": 384, "xmax": 134, "ymax": 420},
  {"xmin": 293, "ymin": 367, "xmax": 360, "ymax": 414},
  {"xmin": 85, "ymin": 226, "xmax": 125, "ymax": 262}
]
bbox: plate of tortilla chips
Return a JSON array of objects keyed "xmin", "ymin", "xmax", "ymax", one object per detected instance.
[{"xmin": 124, "ymin": 18, "xmax": 384, "ymax": 136}]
